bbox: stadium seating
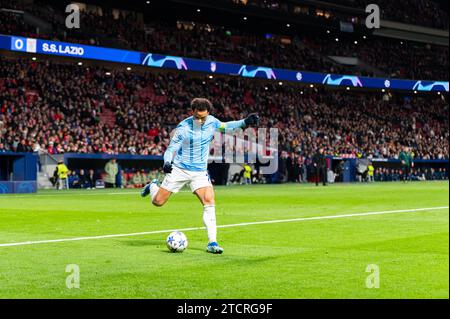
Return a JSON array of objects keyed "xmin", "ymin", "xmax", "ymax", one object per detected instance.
[
  {"xmin": 1, "ymin": 1, "xmax": 448, "ymax": 80},
  {"xmin": 0, "ymin": 58, "xmax": 448, "ymax": 162},
  {"xmin": 229, "ymin": 0, "xmax": 449, "ymax": 30},
  {"xmin": 0, "ymin": 1, "xmax": 448, "ymax": 187},
  {"xmin": 320, "ymin": 0, "xmax": 449, "ymax": 30}
]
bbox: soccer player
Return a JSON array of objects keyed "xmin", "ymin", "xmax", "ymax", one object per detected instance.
[{"xmin": 141, "ymin": 98, "xmax": 259, "ymax": 254}]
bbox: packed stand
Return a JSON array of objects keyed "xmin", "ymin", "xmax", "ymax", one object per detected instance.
[
  {"xmin": 0, "ymin": 57, "xmax": 448, "ymax": 162},
  {"xmin": 319, "ymin": 0, "xmax": 449, "ymax": 30},
  {"xmin": 310, "ymin": 35, "xmax": 449, "ymax": 80},
  {"xmin": 0, "ymin": 10, "xmax": 36, "ymax": 36},
  {"xmin": 1, "ymin": 1, "xmax": 448, "ymax": 80},
  {"xmin": 230, "ymin": 0, "xmax": 449, "ymax": 30}
]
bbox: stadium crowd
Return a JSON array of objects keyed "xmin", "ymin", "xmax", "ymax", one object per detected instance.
[
  {"xmin": 1, "ymin": 1, "xmax": 448, "ymax": 80},
  {"xmin": 230, "ymin": 0, "xmax": 449, "ymax": 30},
  {"xmin": 310, "ymin": 36, "xmax": 449, "ymax": 80},
  {"xmin": 373, "ymin": 167, "xmax": 449, "ymax": 182},
  {"xmin": 0, "ymin": 9, "xmax": 36, "ymax": 36},
  {"xmin": 64, "ymin": 168, "xmax": 163, "ymax": 189},
  {"xmin": 0, "ymin": 58, "xmax": 448, "ymax": 163},
  {"xmin": 4, "ymin": 0, "xmax": 447, "ymax": 30},
  {"xmin": 320, "ymin": 0, "xmax": 449, "ymax": 30},
  {"xmin": 1, "ymin": 1, "xmax": 448, "ymax": 188}
]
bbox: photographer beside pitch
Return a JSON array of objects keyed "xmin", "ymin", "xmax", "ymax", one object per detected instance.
[{"xmin": 141, "ymin": 98, "xmax": 259, "ymax": 254}]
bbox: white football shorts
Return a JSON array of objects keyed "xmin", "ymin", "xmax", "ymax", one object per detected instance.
[{"xmin": 160, "ymin": 166, "xmax": 212, "ymax": 193}]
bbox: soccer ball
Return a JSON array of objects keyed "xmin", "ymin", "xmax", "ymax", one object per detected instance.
[{"xmin": 166, "ymin": 231, "xmax": 188, "ymax": 252}]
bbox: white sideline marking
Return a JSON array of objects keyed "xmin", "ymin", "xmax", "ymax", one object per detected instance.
[
  {"xmin": 2, "ymin": 182, "xmax": 447, "ymax": 199},
  {"xmin": 0, "ymin": 192, "xmax": 140, "ymax": 198},
  {"xmin": 0, "ymin": 185, "xmax": 371, "ymax": 198},
  {"xmin": 0, "ymin": 206, "xmax": 448, "ymax": 248}
]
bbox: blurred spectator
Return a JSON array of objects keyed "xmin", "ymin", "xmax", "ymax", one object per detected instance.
[
  {"xmin": 104, "ymin": 159, "xmax": 118, "ymax": 188},
  {"xmin": 131, "ymin": 170, "xmax": 145, "ymax": 188},
  {"xmin": 68, "ymin": 171, "xmax": 80, "ymax": 189},
  {"xmin": 78, "ymin": 169, "xmax": 91, "ymax": 189},
  {"xmin": 87, "ymin": 169, "xmax": 97, "ymax": 189},
  {"xmin": 375, "ymin": 166, "xmax": 449, "ymax": 182}
]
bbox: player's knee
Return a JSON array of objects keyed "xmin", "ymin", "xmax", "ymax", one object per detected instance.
[
  {"xmin": 203, "ymin": 195, "xmax": 215, "ymax": 206},
  {"xmin": 152, "ymin": 197, "xmax": 166, "ymax": 207}
]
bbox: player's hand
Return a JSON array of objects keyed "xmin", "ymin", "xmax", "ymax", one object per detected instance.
[
  {"xmin": 163, "ymin": 162, "xmax": 173, "ymax": 174},
  {"xmin": 244, "ymin": 113, "xmax": 260, "ymax": 126}
]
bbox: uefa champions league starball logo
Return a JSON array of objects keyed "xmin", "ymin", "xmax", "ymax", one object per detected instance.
[
  {"xmin": 412, "ymin": 81, "xmax": 449, "ymax": 92},
  {"xmin": 384, "ymin": 80, "xmax": 391, "ymax": 88},
  {"xmin": 296, "ymin": 72, "xmax": 303, "ymax": 81},
  {"xmin": 323, "ymin": 74, "xmax": 363, "ymax": 87},
  {"xmin": 142, "ymin": 54, "xmax": 188, "ymax": 70},
  {"xmin": 238, "ymin": 66, "xmax": 277, "ymax": 79}
]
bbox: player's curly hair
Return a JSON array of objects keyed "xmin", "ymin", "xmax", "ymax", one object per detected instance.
[{"xmin": 191, "ymin": 98, "xmax": 212, "ymax": 112}]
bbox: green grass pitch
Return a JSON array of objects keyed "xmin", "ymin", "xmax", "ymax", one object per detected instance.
[{"xmin": 0, "ymin": 182, "xmax": 448, "ymax": 299}]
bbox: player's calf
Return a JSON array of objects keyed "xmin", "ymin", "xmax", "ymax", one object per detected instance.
[
  {"xmin": 151, "ymin": 186, "xmax": 172, "ymax": 207},
  {"xmin": 141, "ymin": 179, "xmax": 171, "ymax": 207}
]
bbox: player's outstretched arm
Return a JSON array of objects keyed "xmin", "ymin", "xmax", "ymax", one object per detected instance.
[{"xmin": 217, "ymin": 113, "xmax": 260, "ymax": 132}]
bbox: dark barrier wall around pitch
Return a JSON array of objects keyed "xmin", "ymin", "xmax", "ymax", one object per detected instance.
[
  {"xmin": 0, "ymin": 152, "xmax": 38, "ymax": 194},
  {"xmin": 64, "ymin": 153, "xmax": 164, "ymax": 171}
]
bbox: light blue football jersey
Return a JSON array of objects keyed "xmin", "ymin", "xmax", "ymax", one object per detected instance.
[{"xmin": 163, "ymin": 115, "xmax": 246, "ymax": 171}]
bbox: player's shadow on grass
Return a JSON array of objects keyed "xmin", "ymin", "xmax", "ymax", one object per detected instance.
[
  {"xmin": 122, "ymin": 239, "xmax": 207, "ymax": 253},
  {"xmin": 120, "ymin": 240, "xmax": 280, "ymax": 262},
  {"xmin": 120, "ymin": 239, "xmax": 163, "ymax": 247}
]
